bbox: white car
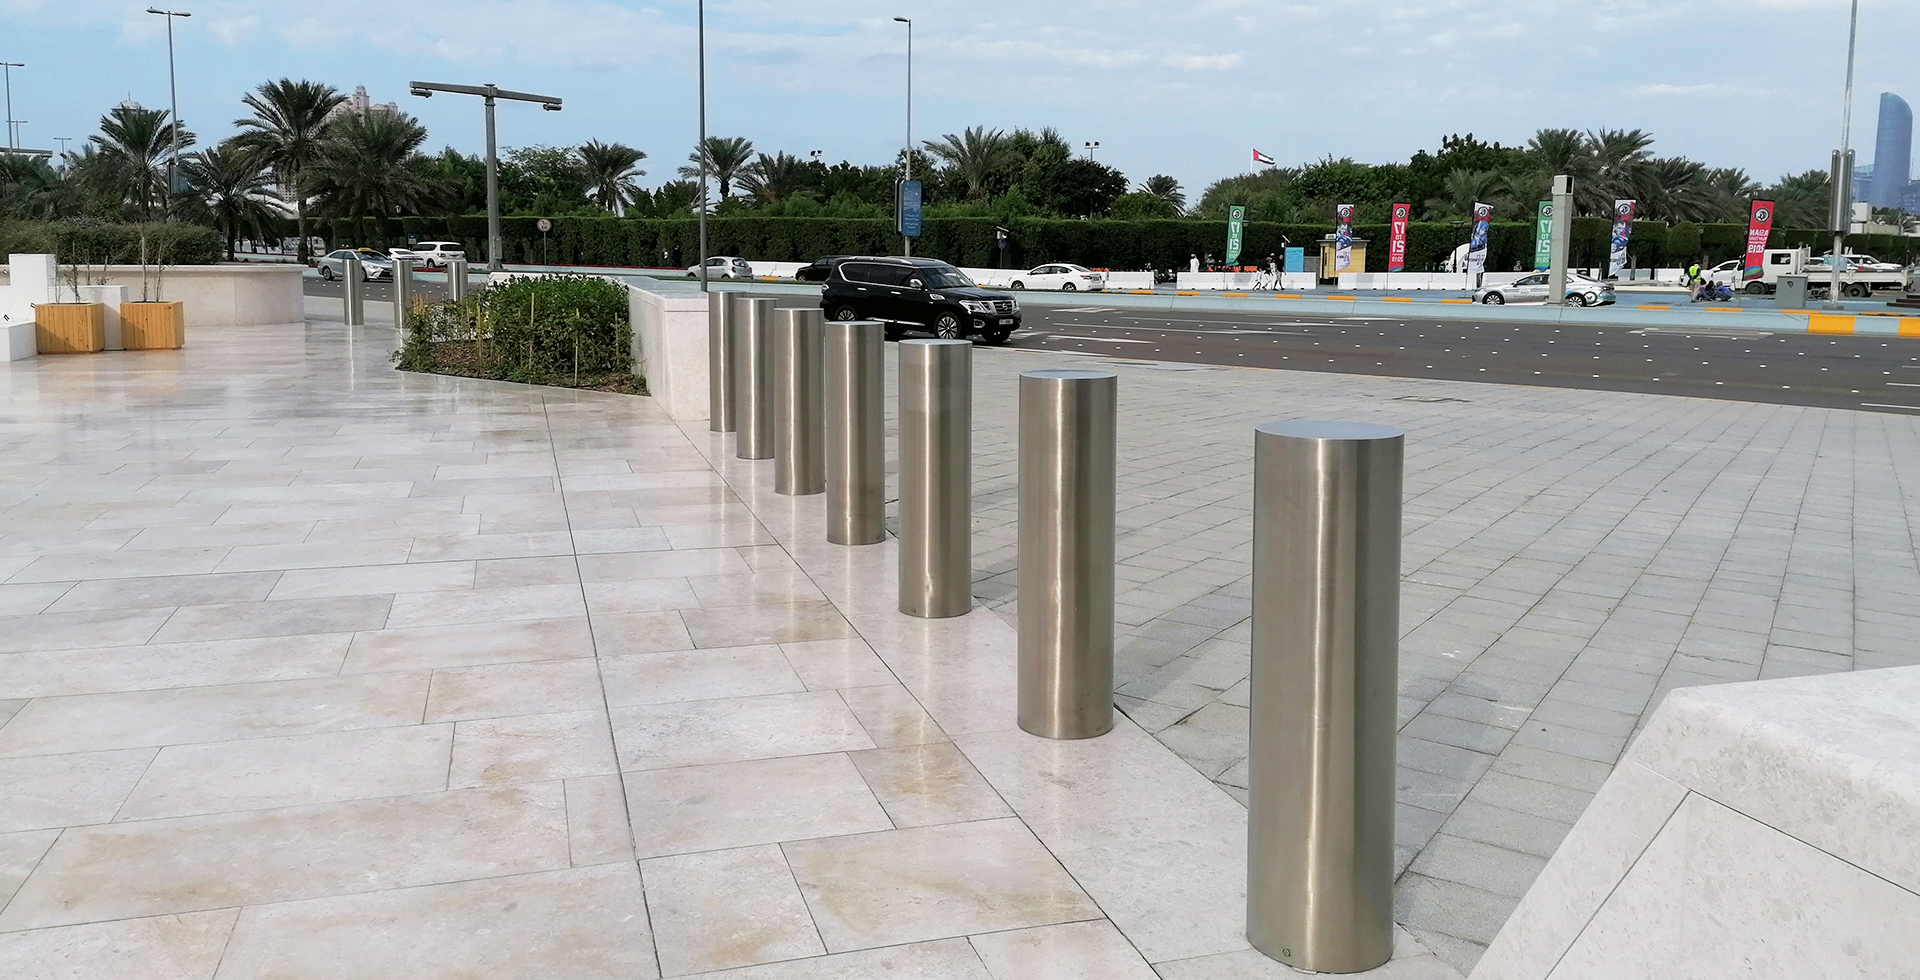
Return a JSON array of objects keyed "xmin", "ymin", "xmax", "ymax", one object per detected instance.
[
  {"xmin": 315, "ymin": 248, "xmax": 393, "ymax": 281},
  {"xmin": 409, "ymin": 241, "xmax": 467, "ymax": 269},
  {"xmin": 687, "ymin": 256, "xmax": 754, "ymax": 279},
  {"xmin": 1474, "ymin": 272, "xmax": 1616, "ymax": 307},
  {"xmin": 1008, "ymin": 264, "xmax": 1105, "ymax": 292},
  {"xmin": 1826, "ymin": 252, "xmax": 1901, "ymax": 273}
]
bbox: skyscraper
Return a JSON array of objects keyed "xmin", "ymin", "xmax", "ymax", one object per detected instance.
[{"xmin": 1869, "ymin": 92, "xmax": 1911, "ymax": 209}]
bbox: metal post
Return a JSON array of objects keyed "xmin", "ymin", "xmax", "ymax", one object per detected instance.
[
  {"xmin": 696, "ymin": 0, "xmax": 709, "ymax": 293},
  {"xmin": 898, "ymin": 339, "xmax": 971, "ymax": 618},
  {"xmin": 1546, "ymin": 175, "xmax": 1572, "ymax": 305},
  {"xmin": 1829, "ymin": 0, "xmax": 1860, "ymax": 308},
  {"xmin": 1247, "ymin": 420, "xmax": 1402, "ymax": 975},
  {"xmin": 1, "ymin": 63, "xmax": 21, "ymax": 151},
  {"xmin": 1017, "ymin": 369, "xmax": 1117, "ymax": 740},
  {"xmin": 730, "ymin": 297, "xmax": 775, "ymax": 460},
  {"xmin": 484, "ymin": 90, "xmax": 501, "ymax": 273},
  {"xmin": 392, "ymin": 256, "xmax": 416, "ymax": 330},
  {"xmin": 824, "ymin": 320, "xmax": 885, "ymax": 545},
  {"xmin": 445, "ymin": 257, "xmax": 469, "ymax": 302},
  {"xmin": 709, "ymin": 290, "xmax": 736, "ymax": 431},
  {"xmin": 342, "ymin": 254, "xmax": 365, "ymax": 327},
  {"xmin": 773, "ymin": 307, "xmax": 826, "ymax": 496}
]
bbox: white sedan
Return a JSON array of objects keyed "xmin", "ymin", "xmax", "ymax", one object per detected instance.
[{"xmin": 1008, "ymin": 264, "xmax": 1105, "ymax": 292}]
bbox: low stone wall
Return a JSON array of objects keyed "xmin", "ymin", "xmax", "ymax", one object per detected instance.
[
  {"xmin": 627, "ymin": 283, "xmax": 710, "ymax": 422},
  {"xmin": 1473, "ymin": 666, "xmax": 1920, "ymax": 978},
  {"xmin": 0, "ymin": 262, "xmax": 303, "ymax": 328}
]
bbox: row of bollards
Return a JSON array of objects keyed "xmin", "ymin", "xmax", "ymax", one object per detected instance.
[
  {"xmin": 338, "ymin": 255, "xmax": 470, "ymax": 329},
  {"xmin": 702, "ymin": 291, "xmax": 1403, "ymax": 975}
]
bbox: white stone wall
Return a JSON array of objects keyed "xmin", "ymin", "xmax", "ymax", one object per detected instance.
[
  {"xmin": 628, "ymin": 285, "xmax": 711, "ymax": 422},
  {"xmin": 0, "ymin": 260, "xmax": 304, "ymax": 328}
]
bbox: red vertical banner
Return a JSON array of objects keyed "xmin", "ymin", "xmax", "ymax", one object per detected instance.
[
  {"xmin": 1743, "ymin": 201, "xmax": 1775, "ymax": 281},
  {"xmin": 1387, "ymin": 203, "xmax": 1410, "ymax": 272}
]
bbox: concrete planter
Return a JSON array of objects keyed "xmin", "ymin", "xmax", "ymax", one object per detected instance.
[
  {"xmin": 35, "ymin": 302, "xmax": 106, "ymax": 354},
  {"xmin": 121, "ymin": 301, "xmax": 186, "ymax": 350}
]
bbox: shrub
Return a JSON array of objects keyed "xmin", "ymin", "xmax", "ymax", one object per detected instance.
[{"xmin": 395, "ymin": 274, "xmax": 639, "ymax": 392}]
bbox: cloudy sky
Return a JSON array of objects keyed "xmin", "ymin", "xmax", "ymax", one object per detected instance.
[{"xmin": 4, "ymin": 0, "xmax": 1917, "ymax": 197}]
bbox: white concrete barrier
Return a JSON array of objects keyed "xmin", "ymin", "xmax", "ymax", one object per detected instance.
[
  {"xmin": 627, "ymin": 284, "xmax": 710, "ymax": 422},
  {"xmin": 1, "ymin": 254, "xmax": 56, "ymax": 361},
  {"xmin": 1473, "ymin": 665, "xmax": 1920, "ymax": 979},
  {"xmin": 1174, "ymin": 272, "xmax": 1319, "ymax": 291}
]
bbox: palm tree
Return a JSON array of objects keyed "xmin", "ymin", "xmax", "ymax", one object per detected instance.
[
  {"xmin": 1580, "ymin": 128, "xmax": 1655, "ymax": 215},
  {"xmin": 0, "ymin": 154, "xmax": 78, "ymax": 219},
  {"xmin": 88, "ymin": 103, "xmax": 194, "ymax": 221},
  {"xmin": 922, "ymin": 126, "xmax": 1013, "ymax": 200},
  {"xmin": 231, "ymin": 79, "xmax": 347, "ymax": 261},
  {"xmin": 180, "ymin": 141, "xmax": 284, "ymax": 259},
  {"xmin": 306, "ymin": 111, "xmax": 446, "ymax": 232},
  {"xmin": 1422, "ymin": 168, "xmax": 1499, "ymax": 221},
  {"xmin": 738, "ymin": 152, "xmax": 815, "ymax": 205},
  {"xmin": 677, "ymin": 136, "xmax": 755, "ymax": 199},
  {"xmin": 1140, "ymin": 174, "xmax": 1186, "ymax": 214},
  {"xmin": 1764, "ymin": 170, "xmax": 1830, "ymax": 229},
  {"xmin": 577, "ymin": 141, "xmax": 647, "ymax": 214}
]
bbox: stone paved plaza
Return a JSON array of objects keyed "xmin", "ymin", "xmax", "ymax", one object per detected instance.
[{"xmin": 0, "ymin": 296, "xmax": 1913, "ymax": 977}]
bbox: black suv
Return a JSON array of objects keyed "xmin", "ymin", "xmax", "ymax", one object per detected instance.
[{"xmin": 820, "ymin": 257, "xmax": 1021, "ymax": 344}]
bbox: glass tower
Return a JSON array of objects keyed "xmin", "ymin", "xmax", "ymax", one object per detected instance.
[{"xmin": 1870, "ymin": 93, "xmax": 1912, "ymax": 209}]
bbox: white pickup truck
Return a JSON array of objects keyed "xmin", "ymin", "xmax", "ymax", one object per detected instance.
[{"xmin": 1706, "ymin": 248, "xmax": 1910, "ymax": 298}]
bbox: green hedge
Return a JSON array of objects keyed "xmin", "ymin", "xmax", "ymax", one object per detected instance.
[
  {"xmin": 0, "ymin": 220, "xmax": 224, "ymax": 266},
  {"xmin": 325, "ymin": 214, "xmax": 1920, "ymax": 274},
  {"xmin": 394, "ymin": 274, "xmax": 636, "ymax": 391}
]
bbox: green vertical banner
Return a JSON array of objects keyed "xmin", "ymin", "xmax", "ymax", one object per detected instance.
[
  {"xmin": 1533, "ymin": 201, "xmax": 1553, "ymax": 271},
  {"xmin": 1225, "ymin": 206, "xmax": 1245, "ymax": 266}
]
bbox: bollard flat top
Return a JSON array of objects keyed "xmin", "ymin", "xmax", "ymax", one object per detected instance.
[
  {"xmin": 899, "ymin": 338, "xmax": 971, "ymax": 346},
  {"xmin": 1256, "ymin": 420, "xmax": 1402, "ymax": 442},
  {"xmin": 1020, "ymin": 369, "xmax": 1116, "ymax": 381}
]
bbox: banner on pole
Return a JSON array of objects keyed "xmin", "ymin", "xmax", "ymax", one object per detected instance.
[
  {"xmin": 1608, "ymin": 199, "xmax": 1637, "ymax": 278},
  {"xmin": 1466, "ymin": 203, "xmax": 1492, "ymax": 278},
  {"xmin": 1334, "ymin": 203, "xmax": 1355, "ymax": 271},
  {"xmin": 1225, "ymin": 206, "xmax": 1245, "ymax": 266},
  {"xmin": 1387, "ymin": 203, "xmax": 1410, "ymax": 272},
  {"xmin": 1743, "ymin": 201, "xmax": 1775, "ymax": 281},
  {"xmin": 1534, "ymin": 201, "xmax": 1554, "ymax": 271}
]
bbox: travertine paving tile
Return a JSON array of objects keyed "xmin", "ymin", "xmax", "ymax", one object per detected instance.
[
  {"xmin": 267, "ymin": 561, "xmax": 474, "ymax": 600},
  {"xmin": 624, "ymin": 753, "xmax": 890, "ymax": 858},
  {"xmin": 0, "ymin": 748, "xmax": 156, "ymax": 832},
  {"xmin": 0, "ymin": 783, "xmax": 568, "ymax": 930},
  {"xmin": 8, "ymin": 547, "xmax": 228, "ymax": 583},
  {"xmin": 47, "ymin": 571, "xmax": 279, "ymax": 612},
  {"xmin": 589, "ymin": 610, "xmax": 696, "ymax": 655},
  {"xmin": 642, "ymin": 844, "xmax": 825, "ymax": 976},
  {"xmin": 599, "ymin": 645, "xmax": 806, "ymax": 706},
  {"xmin": 610, "ymin": 690, "xmax": 875, "ymax": 770},
  {"xmin": 577, "ymin": 548, "xmax": 753, "ymax": 582},
  {"xmin": 0, "ymin": 633, "xmax": 351, "ymax": 699},
  {"xmin": 648, "ymin": 938, "xmax": 991, "ymax": 980},
  {"xmin": 784, "ymin": 818, "xmax": 1100, "ymax": 952},
  {"xmin": 448, "ymin": 709, "xmax": 617, "ymax": 788},
  {"xmin": 0, "ymin": 608, "xmax": 172, "ymax": 654},
  {"xmin": 0, "ymin": 829, "xmax": 58, "ymax": 909},
  {"xmin": 967, "ymin": 920, "xmax": 1158, "ymax": 980},
  {"xmin": 582, "ymin": 576, "xmax": 700, "ymax": 614},
  {"xmin": 341, "ymin": 617, "xmax": 593, "ymax": 672},
  {"xmin": 116, "ymin": 725, "xmax": 454, "ymax": 820},
  {"xmin": 385, "ymin": 582, "xmax": 586, "ymax": 628},
  {"xmin": 840, "ymin": 684, "xmax": 946, "ymax": 747},
  {"xmin": 779, "ymin": 638, "xmax": 897, "ymax": 690},
  {"xmin": 0, "ymin": 673, "xmax": 430, "ymax": 758},
  {"xmin": 214, "ymin": 864, "xmax": 656, "ymax": 980},
  {"xmin": 564, "ymin": 774, "xmax": 633, "ymax": 867},
  {"xmin": 0, "ymin": 908, "xmax": 239, "ymax": 980},
  {"xmin": 424, "ymin": 658, "xmax": 606, "ymax": 722},
  {"xmin": 151, "ymin": 594, "xmax": 392, "ymax": 643},
  {"xmin": 679, "ymin": 601, "xmax": 857, "ymax": 648},
  {"xmin": 848, "ymin": 742, "xmax": 1012, "ymax": 828}
]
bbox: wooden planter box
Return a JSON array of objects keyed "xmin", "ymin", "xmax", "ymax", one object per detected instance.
[
  {"xmin": 35, "ymin": 303, "xmax": 106, "ymax": 354},
  {"xmin": 121, "ymin": 302, "xmax": 185, "ymax": 350}
]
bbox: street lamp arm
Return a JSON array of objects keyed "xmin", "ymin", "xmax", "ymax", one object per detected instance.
[{"xmin": 408, "ymin": 81, "xmax": 561, "ymax": 108}]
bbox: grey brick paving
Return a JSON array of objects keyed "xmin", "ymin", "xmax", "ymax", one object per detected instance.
[{"xmin": 951, "ymin": 345, "xmax": 1920, "ymax": 974}]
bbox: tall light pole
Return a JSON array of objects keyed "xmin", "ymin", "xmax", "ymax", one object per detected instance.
[
  {"xmin": 1826, "ymin": 0, "xmax": 1861, "ymax": 308},
  {"xmin": 697, "ymin": 0, "xmax": 709, "ymax": 292},
  {"xmin": 1084, "ymin": 140, "xmax": 1101, "ymax": 159},
  {"xmin": 894, "ymin": 16, "xmax": 912, "ymax": 257},
  {"xmin": 146, "ymin": 9, "xmax": 189, "ymax": 211},
  {"xmin": 409, "ymin": 81, "xmax": 562, "ymax": 273},
  {"xmin": 1, "ymin": 62, "xmax": 20, "ymax": 150},
  {"xmin": 53, "ymin": 136, "xmax": 71, "ymax": 157}
]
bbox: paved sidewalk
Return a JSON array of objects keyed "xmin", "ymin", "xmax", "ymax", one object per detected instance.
[{"xmin": 959, "ymin": 345, "xmax": 1920, "ymax": 970}]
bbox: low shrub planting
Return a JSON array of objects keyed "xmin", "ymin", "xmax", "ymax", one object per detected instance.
[{"xmin": 394, "ymin": 274, "xmax": 643, "ymax": 394}]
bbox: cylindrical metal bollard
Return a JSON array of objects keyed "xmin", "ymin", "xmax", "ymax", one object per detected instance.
[
  {"xmin": 1016, "ymin": 369, "xmax": 1117, "ymax": 740},
  {"xmin": 446, "ymin": 257, "xmax": 470, "ymax": 302},
  {"xmin": 709, "ymin": 292, "xmax": 737, "ymax": 432},
  {"xmin": 392, "ymin": 256, "xmax": 417, "ymax": 330},
  {"xmin": 824, "ymin": 320, "xmax": 885, "ymax": 545},
  {"xmin": 898, "ymin": 339, "xmax": 973, "ymax": 618},
  {"xmin": 1246, "ymin": 420, "xmax": 1402, "ymax": 975},
  {"xmin": 730, "ymin": 297, "xmax": 776, "ymax": 459},
  {"xmin": 773, "ymin": 307, "xmax": 826, "ymax": 495},
  {"xmin": 342, "ymin": 255, "xmax": 366, "ymax": 327}
]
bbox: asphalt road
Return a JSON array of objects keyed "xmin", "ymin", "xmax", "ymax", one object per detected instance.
[
  {"xmin": 302, "ymin": 279, "xmax": 1920, "ymax": 415},
  {"xmin": 1008, "ymin": 306, "xmax": 1920, "ymax": 415}
]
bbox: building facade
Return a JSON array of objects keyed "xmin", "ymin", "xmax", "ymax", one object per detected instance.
[{"xmin": 1870, "ymin": 92, "xmax": 1912, "ymax": 210}]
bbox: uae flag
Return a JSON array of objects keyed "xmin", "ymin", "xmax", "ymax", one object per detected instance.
[{"xmin": 1252, "ymin": 149, "xmax": 1276, "ymax": 166}]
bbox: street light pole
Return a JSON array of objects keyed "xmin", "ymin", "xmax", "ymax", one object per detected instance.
[
  {"xmin": 0, "ymin": 62, "xmax": 21, "ymax": 151},
  {"xmin": 146, "ymin": 9, "xmax": 189, "ymax": 213},
  {"xmin": 697, "ymin": 0, "xmax": 709, "ymax": 293},
  {"xmin": 1827, "ymin": 0, "xmax": 1860, "ymax": 308},
  {"xmin": 410, "ymin": 81, "xmax": 562, "ymax": 273},
  {"xmin": 1084, "ymin": 141, "xmax": 1101, "ymax": 159},
  {"xmin": 894, "ymin": 16, "xmax": 912, "ymax": 257}
]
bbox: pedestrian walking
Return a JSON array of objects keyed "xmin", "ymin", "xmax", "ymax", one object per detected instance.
[{"xmin": 1189, "ymin": 254, "xmax": 1200, "ymax": 273}]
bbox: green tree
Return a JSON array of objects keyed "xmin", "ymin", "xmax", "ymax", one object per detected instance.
[
  {"xmin": 1422, "ymin": 168, "xmax": 1500, "ymax": 221},
  {"xmin": 923, "ymin": 126, "xmax": 1014, "ymax": 200},
  {"xmin": 231, "ymin": 79, "xmax": 347, "ymax": 261},
  {"xmin": 678, "ymin": 136, "xmax": 755, "ymax": 199},
  {"xmin": 1108, "ymin": 191, "xmax": 1180, "ymax": 219},
  {"xmin": 0, "ymin": 154, "xmax": 78, "ymax": 219},
  {"xmin": 576, "ymin": 141, "xmax": 647, "ymax": 214},
  {"xmin": 499, "ymin": 145, "xmax": 591, "ymax": 214},
  {"xmin": 180, "ymin": 140, "xmax": 283, "ymax": 259},
  {"xmin": 307, "ymin": 111, "xmax": 447, "ymax": 236},
  {"xmin": 1140, "ymin": 174, "xmax": 1185, "ymax": 213},
  {"xmin": 738, "ymin": 151, "xmax": 817, "ymax": 205},
  {"xmin": 87, "ymin": 103, "xmax": 195, "ymax": 222}
]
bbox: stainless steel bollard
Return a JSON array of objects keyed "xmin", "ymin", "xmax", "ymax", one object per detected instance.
[
  {"xmin": 730, "ymin": 297, "xmax": 776, "ymax": 459},
  {"xmin": 1247, "ymin": 420, "xmax": 1402, "ymax": 975},
  {"xmin": 392, "ymin": 256, "xmax": 417, "ymax": 330},
  {"xmin": 824, "ymin": 320, "xmax": 885, "ymax": 545},
  {"xmin": 1017, "ymin": 369, "xmax": 1117, "ymax": 740},
  {"xmin": 709, "ymin": 292, "xmax": 737, "ymax": 432},
  {"xmin": 342, "ymin": 255, "xmax": 365, "ymax": 327},
  {"xmin": 446, "ymin": 257, "xmax": 470, "ymax": 302},
  {"xmin": 898, "ymin": 339, "xmax": 972, "ymax": 618},
  {"xmin": 773, "ymin": 308, "xmax": 826, "ymax": 495}
]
